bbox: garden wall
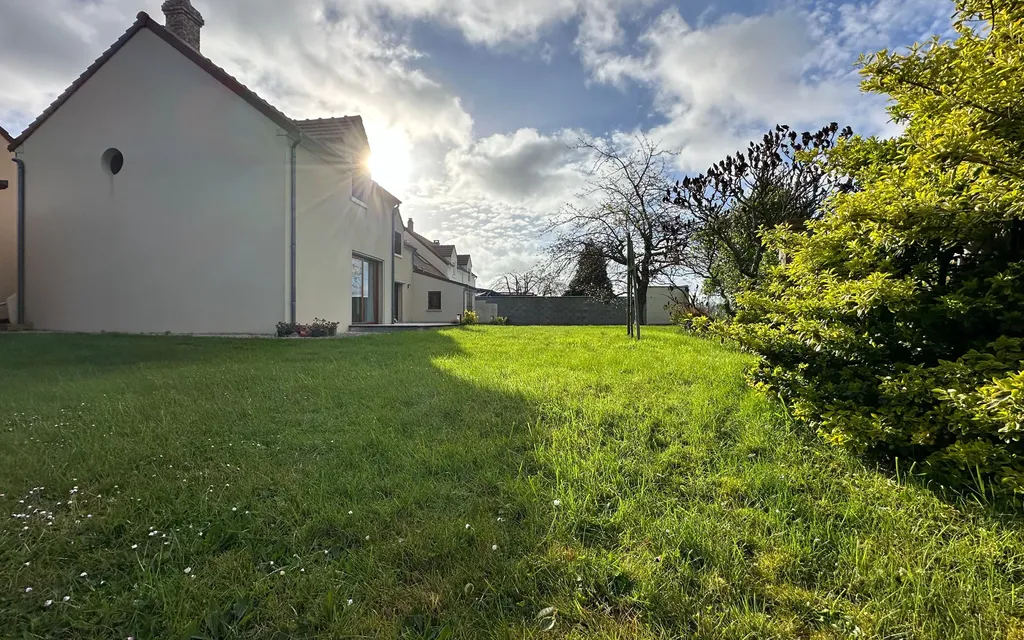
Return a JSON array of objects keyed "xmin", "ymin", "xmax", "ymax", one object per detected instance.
[{"xmin": 477, "ymin": 287, "xmax": 679, "ymax": 326}]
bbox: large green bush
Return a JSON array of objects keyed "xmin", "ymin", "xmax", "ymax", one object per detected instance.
[{"xmin": 725, "ymin": 0, "xmax": 1024, "ymax": 492}]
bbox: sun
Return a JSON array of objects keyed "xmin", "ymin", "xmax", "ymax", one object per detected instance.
[{"xmin": 366, "ymin": 127, "xmax": 413, "ymax": 196}]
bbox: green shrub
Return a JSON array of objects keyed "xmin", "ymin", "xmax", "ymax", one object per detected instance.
[
  {"xmin": 491, "ymin": 316, "xmax": 509, "ymax": 326},
  {"xmin": 668, "ymin": 302, "xmax": 713, "ymax": 335},
  {"xmin": 460, "ymin": 310, "xmax": 479, "ymax": 325},
  {"xmin": 725, "ymin": 0, "xmax": 1024, "ymax": 494}
]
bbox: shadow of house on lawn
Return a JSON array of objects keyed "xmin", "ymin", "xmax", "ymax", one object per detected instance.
[{"xmin": 0, "ymin": 329, "xmax": 562, "ymax": 639}]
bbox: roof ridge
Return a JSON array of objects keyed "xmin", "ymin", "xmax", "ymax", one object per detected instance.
[
  {"xmin": 9, "ymin": 11, "xmax": 303, "ymax": 152},
  {"xmin": 407, "ymin": 228, "xmax": 454, "ymax": 266}
]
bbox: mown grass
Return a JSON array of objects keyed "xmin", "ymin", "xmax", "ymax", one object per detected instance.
[{"xmin": 1, "ymin": 326, "xmax": 1023, "ymax": 639}]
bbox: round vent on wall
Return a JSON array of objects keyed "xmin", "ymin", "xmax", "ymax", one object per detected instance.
[{"xmin": 101, "ymin": 148, "xmax": 124, "ymax": 176}]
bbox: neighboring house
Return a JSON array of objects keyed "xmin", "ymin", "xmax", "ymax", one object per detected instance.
[
  {"xmin": 392, "ymin": 216, "xmax": 481, "ymax": 322},
  {"xmin": 0, "ymin": 125, "xmax": 15, "ymax": 321},
  {"xmin": 5, "ymin": 2, "xmax": 405, "ymax": 334}
]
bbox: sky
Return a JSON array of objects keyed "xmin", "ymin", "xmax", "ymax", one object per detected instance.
[{"xmin": 0, "ymin": 0, "xmax": 954, "ymax": 286}]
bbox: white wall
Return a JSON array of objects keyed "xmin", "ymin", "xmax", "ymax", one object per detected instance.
[
  {"xmin": 294, "ymin": 147, "xmax": 396, "ymax": 332},
  {"xmin": 393, "ymin": 214, "xmax": 413, "ymax": 322},
  {"xmin": 0, "ymin": 150, "xmax": 15, "ymax": 302},
  {"xmin": 407, "ymin": 272, "xmax": 469, "ymax": 323},
  {"xmin": 15, "ymin": 29, "xmax": 287, "ymax": 334},
  {"xmin": 646, "ymin": 286, "xmax": 682, "ymax": 325}
]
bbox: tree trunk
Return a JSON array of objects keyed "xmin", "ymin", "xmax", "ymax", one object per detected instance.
[{"xmin": 636, "ymin": 276, "xmax": 649, "ymax": 325}]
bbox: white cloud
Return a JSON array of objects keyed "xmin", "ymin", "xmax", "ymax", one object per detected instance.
[
  {"xmin": 581, "ymin": 0, "xmax": 953, "ymax": 171},
  {"xmin": 443, "ymin": 128, "xmax": 589, "ymax": 208},
  {"xmin": 0, "ymin": 0, "xmax": 959, "ymax": 286}
]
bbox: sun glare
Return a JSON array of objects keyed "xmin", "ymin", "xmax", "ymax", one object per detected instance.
[{"xmin": 366, "ymin": 127, "xmax": 413, "ymax": 196}]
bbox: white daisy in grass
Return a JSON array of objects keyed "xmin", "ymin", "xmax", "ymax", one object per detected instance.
[
  {"xmin": 44, "ymin": 599, "xmax": 53, "ymax": 607},
  {"xmin": 553, "ymin": 500, "xmax": 561, "ymax": 506},
  {"xmin": 131, "ymin": 544, "xmax": 138, "ymax": 550},
  {"xmin": 79, "ymin": 572, "xmax": 87, "ymax": 578},
  {"xmin": 24, "ymin": 587, "xmax": 32, "ymax": 593},
  {"xmin": 492, "ymin": 545, "xmax": 498, "ymax": 551},
  {"xmin": 347, "ymin": 599, "xmax": 353, "ymax": 606},
  {"xmin": 465, "ymin": 524, "xmax": 470, "ymax": 529},
  {"xmin": 62, "ymin": 596, "xmax": 70, "ymax": 602}
]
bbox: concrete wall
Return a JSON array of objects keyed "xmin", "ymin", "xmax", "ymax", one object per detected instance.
[
  {"xmin": 407, "ymin": 272, "xmax": 469, "ymax": 323},
  {"xmin": 0, "ymin": 149, "xmax": 15, "ymax": 303},
  {"xmin": 15, "ymin": 29, "xmax": 286, "ymax": 334},
  {"xmin": 475, "ymin": 300, "xmax": 498, "ymax": 323},
  {"xmin": 646, "ymin": 286, "xmax": 679, "ymax": 325},
  {"xmin": 477, "ymin": 287, "xmax": 683, "ymax": 326},
  {"xmin": 294, "ymin": 146, "xmax": 396, "ymax": 332}
]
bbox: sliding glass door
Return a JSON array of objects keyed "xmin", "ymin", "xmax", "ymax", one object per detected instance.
[{"xmin": 351, "ymin": 255, "xmax": 380, "ymax": 324}]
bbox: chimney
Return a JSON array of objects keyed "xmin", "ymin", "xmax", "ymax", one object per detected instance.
[
  {"xmin": 433, "ymin": 240, "xmax": 440, "ymax": 245},
  {"xmin": 162, "ymin": 0, "xmax": 205, "ymax": 51},
  {"xmin": 407, "ymin": 218, "xmax": 414, "ymax": 233}
]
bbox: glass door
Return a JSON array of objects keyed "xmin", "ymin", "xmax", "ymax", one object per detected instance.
[{"xmin": 351, "ymin": 255, "xmax": 380, "ymax": 324}]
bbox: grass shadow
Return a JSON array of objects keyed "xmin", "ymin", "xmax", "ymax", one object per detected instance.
[{"xmin": 0, "ymin": 329, "xmax": 559, "ymax": 638}]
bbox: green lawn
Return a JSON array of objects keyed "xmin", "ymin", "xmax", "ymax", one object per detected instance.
[{"xmin": 1, "ymin": 327, "xmax": 1022, "ymax": 639}]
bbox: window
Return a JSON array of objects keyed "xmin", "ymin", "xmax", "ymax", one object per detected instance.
[
  {"xmin": 102, "ymin": 148, "xmax": 124, "ymax": 176},
  {"xmin": 393, "ymin": 230, "xmax": 402, "ymax": 256},
  {"xmin": 352, "ymin": 172, "xmax": 371, "ymax": 206},
  {"xmin": 351, "ymin": 255, "xmax": 381, "ymax": 323},
  {"xmin": 428, "ymin": 291, "xmax": 442, "ymax": 311}
]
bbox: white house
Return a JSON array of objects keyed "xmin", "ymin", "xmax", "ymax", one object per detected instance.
[
  {"xmin": 392, "ymin": 214, "xmax": 481, "ymax": 323},
  {"xmin": 0, "ymin": 125, "xmax": 16, "ymax": 322},
  {"xmin": 4, "ymin": 1, "xmax": 436, "ymax": 334}
]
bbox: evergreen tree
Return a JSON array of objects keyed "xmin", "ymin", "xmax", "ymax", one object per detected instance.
[
  {"xmin": 565, "ymin": 243, "xmax": 614, "ymax": 298},
  {"xmin": 724, "ymin": 0, "xmax": 1024, "ymax": 493}
]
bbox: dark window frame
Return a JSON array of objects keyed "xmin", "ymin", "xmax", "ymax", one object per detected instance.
[
  {"xmin": 351, "ymin": 253, "xmax": 382, "ymax": 324},
  {"xmin": 393, "ymin": 231, "xmax": 403, "ymax": 256},
  {"xmin": 427, "ymin": 291, "xmax": 442, "ymax": 311}
]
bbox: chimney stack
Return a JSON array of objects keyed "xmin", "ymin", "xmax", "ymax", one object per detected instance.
[
  {"xmin": 162, "ymin": 0, "xmax": 205, "ymax": 51},
  {"xmin": 407, "ymin": 218, "xmax": 414, "ymax": 233}
]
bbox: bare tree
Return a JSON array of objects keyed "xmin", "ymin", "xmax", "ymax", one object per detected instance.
[
  {"xmin": 546, "ymin": 135, "xmax": 688, "ymax": 324},
  {"xmin": 490, "ymin": 267, "xmax": 562, "ymax": 296}
]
